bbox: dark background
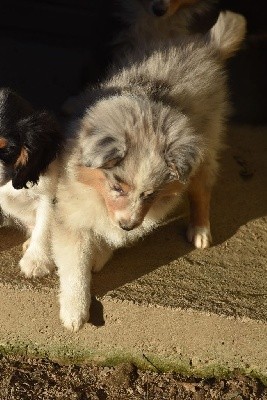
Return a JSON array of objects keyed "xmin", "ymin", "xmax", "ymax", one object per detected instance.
[{"xmin": 0, "ymin": 0, "xmax": 266, "ymax": 123}]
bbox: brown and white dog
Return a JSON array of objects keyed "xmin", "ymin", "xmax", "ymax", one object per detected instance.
[
  {"xmin": 62, "ymin": 0, "xmax": 220, "ymax": 116},
  {"xmin": 112, "ymin": 0, "xmax": 220, "ymax": 55},
  {"xmin": 53, "ymin": 11, "xmax": 246, "ymax": 331},
  {"xmin": 0, "ymin": 88, "xmax": 62, "ymax": 277}
]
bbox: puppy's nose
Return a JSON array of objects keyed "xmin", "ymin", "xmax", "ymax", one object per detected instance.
[
  {"xmin": 119, "ymin": 220, "xmax": 139, "ymax": 231},
  {"xmin": 151, "ymin": 0, "xmax": 168, "ymax": 17}
]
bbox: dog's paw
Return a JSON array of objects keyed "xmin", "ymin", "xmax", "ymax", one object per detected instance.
[
  {"xmin": 186, "ymin": 224, "xmax": 212, "ymax": 249},
  {"xmin": 60, "ymin": 303, "xmax": 89, "ymax": 332},
  {"xmin": 19, "ymin": 252, "xmax": 55, "ymax": 278}
]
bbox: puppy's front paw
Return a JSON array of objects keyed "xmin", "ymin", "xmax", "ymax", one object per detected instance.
[
  {"xmin": 19, "ymin": 251, "xmax": 55, "ymax": 278},
  {"xmin": 60, "ymin": 302, "xmax": 89, "ymax": 332},
  {"xmin": 186, "ymin": 224, "xmax": 212, "ymax": 249}
]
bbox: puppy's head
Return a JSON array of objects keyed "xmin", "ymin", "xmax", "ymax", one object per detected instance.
[
  {"xmin": 140, "ymin": 0, "xmax": 199, "ymax": 18},
  {"xmin": 0, "ymin": 88, "xmax": 62, "ymax": 189},
  {"xmin": 76, "ymin": 96, "xmax": 204, "ymax": 231}
]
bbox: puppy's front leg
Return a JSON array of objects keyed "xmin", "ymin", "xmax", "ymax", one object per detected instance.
[
  {"xmin": 52, "ymin": 223, "xmax": 93, "ymax": 331},
  {"xmin": 19, "ymin": 195, "xmax": 55, "ymax": 277},
  {"xmin": 186, "ymin": 166, "xmax": 213, "ymax": 249}
]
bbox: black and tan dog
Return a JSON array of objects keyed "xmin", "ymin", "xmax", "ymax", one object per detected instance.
[{"xmin": 0, "ymin": 88, "xmax": 62, "ymax": 278}]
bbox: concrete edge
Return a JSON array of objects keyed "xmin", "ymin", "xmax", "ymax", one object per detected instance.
[
  {"xmin": 0, "ymin": 341, "xmax": 266, "ymax": 386},
  {"xmin": 0, "ymin": 285, "xmax": 266, "ymax": 385}
]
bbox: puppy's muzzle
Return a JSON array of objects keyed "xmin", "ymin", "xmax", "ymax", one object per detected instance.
[
  {"xmin": 119, "ymin": 219, "xmax": 140, "ymax": 231},
  {"xmin": 151, "ymin": 0, "xmax": 168, "ymax": 16}
]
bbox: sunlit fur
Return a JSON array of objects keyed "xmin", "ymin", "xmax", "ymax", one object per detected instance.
[
  {"xmin": 52, "ymin": 11, "xmax": 246, "ymax": 331},
  {"xmin": 0, "ymin": 88, "xmax": 62, "ymax": 278}
]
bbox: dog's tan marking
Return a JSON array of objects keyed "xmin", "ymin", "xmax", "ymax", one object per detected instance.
[
  {"xmin": 119, "ymin": 181, "xmax": 132, "ymax": 194},
  {"xmin": 0, "ymin": 137, "xmax": 8, "ymax": 149},
  {"xmin": 113, "ymin": 175, "xmax": 133, "ymax": 195},
  {"xmin": 77, "ymin": 166, "xmax": 134, "ymax": 218},
  {"xmin": 169, "ymin": 0, "xmax": 200, "ymax": 16},
  {"xmin": 77, "ymin": 166, "xmax": 106, "ymax": 190},
  {"xmin": 187, "ymin": 166, "xmax": 211, "ymax": 227},
  {"xmin": 14, "ymin": 147, "xmax": 29, "ymax": 168}
]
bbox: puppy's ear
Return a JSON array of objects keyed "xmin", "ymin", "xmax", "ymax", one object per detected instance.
[
  {"xmin": 81, "ymin": 129, "xmax": 127, "ymax": 169},
  {"xmin": 12, "ymin": 111, "xmax": 62, "ymax": 189},
  {"xmin": 165, "ymin": 134, "xmax": 203, "ymax": 184}
]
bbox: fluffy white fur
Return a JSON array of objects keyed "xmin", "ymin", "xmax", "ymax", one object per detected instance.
[
  {"xmin": 52, "ymin": 11, "xmax": 246, "ymax": 331},
  {"xmin": 0, "ymin": 161, "xmax": 58, "ymax": 277}
]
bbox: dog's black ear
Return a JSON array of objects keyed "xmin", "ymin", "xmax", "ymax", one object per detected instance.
[
  {"xmin": 12, "ymin": 111, "xmax": 63, "ymax": 189},
  {"xmin": 165, "ymin": 134, "xmax": 203, "ymax": 184}
]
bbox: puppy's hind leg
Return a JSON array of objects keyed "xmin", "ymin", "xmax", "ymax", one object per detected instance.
[{"xmin": 186, "ymin": 165, "xmax": 213, "ymax": 249}]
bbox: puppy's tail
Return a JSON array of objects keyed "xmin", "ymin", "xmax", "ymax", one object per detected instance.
[{"xmin": 208, "ymin": 11, "xmax": 247, "ymax": 60}]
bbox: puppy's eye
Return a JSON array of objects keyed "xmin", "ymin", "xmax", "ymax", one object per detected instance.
[
  {"xmin": 112, "ymin": 183, "xmax": 125, "ymax": 195},
  {"xmin": 140, "ymin": 190, "xmax": 154, "ymax": 200}
]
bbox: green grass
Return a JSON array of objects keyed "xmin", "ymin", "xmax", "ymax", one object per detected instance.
[{"xmin": 0, "ymin": 340, "xmax": 266, "ymax": 386}]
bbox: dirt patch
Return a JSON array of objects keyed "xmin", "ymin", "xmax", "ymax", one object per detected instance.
[{"xmin": 0, "ymin": 355, "xmax": 266, "ymax": 400}]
